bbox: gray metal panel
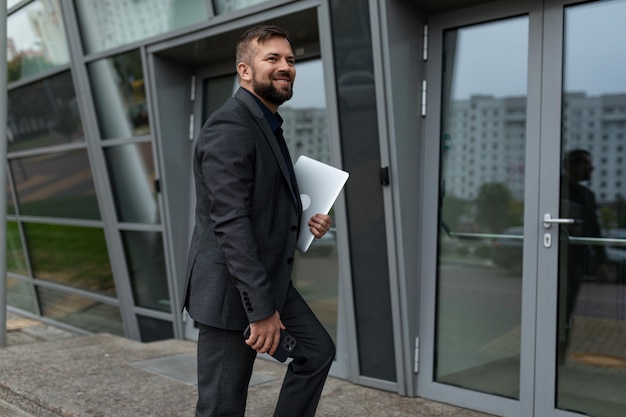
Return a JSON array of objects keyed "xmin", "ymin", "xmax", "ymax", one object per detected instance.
[
  {"xmin": 317, "ymin": 0, "xmax": 351, "ymax": 381},
  {"xmin": 147, "ymin": 53, "xmax": 196, "ymax": 339},
  {"xmin": 377, "ymin": 0, "xmax": 427, "ymax": 397},
  {"xmin": 534, "ymin": 1, "xmax": 581, "ymax": 416}
]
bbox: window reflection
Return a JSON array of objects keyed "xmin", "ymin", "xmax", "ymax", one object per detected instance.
[
  {"xmin": 38, "ymin": 286, "xmax": 123, "ymax": 336},
  {"xmin": 88, "ymin": 50, "xmax": 150, "ymax": 139},
  {"xmin": 7, "ymin": 278, "xmax": 36, "ymax": 314},
  {"xmin": 75, "ymin": 0, "xmax": 208, "ymax": 54},
  {"xmin": 104, "ymin": 143, "xmax": 159, "ymax": 224},
  {"xmin": 10, "ymin": 149, "xmax": 100, "ymax": 220},
  {"xmin": 6, "ymin": 179, "xmax": 16, "ymax": 215},
  {"xmin": 137, "ymin": 315, "xmax": 174, "ymax": 342},
  {"xmin": 7, "ymin": 71, "xmax": 83, "ymax": 152},
  {"xmin": 25, "ymin": 223, "xmax": 115, "ymax": 296},
  {"xmin": 6, "ymin": 221, "xmax": 28, "ymax": 275},
  {"xmin": 436, "ymin": 17, "xmax": 528, "ymax": 399},
  {"xmin": 6, "ymin": 0, "xmax": 69, "ymax": 83},
  {"xmin": 121, "ymin": 231, "xmax": 170, "ymax": 312},
  {"xmin": 213, "ymin": 0, "xmax": 268, "ymax": 14},
  {"xmin": 557, "ymin": 1, "xmax": 626, "ymax": 416}
]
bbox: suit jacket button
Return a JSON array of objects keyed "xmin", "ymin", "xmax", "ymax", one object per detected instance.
[
  {"xmin": 290, "ymin": 225, "xmax": 298, "ymax": 232},
  {"xmin": 287, "ymin": 257, "xmax": 294, "ymax": 265},
  {"xmin": 247, "ymin": 307, "xmax": 254, "ymax": 312}
]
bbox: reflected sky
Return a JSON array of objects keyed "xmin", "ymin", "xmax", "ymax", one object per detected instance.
[{"xmin": 565, "ymin": 0, "xmax": 626, "ymax": 95}]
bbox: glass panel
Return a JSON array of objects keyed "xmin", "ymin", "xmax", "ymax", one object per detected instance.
[
  {"xmin": 10, "ymin": 149, "xmax": 100, "ymax": 220},
  {"xmin": 557, "ymin": 2, "xmax": 626, "ymax": 416},
  {"xmin": 75, "ymin": 0, "xmax": 208, "ymax": 54},
  {"xmin": 104, "ymin": 143, "xmax": 159, "ymax": 223},
  {"xmin": 6, "ymin": 221, "xmax": 28, "ymax": 275},
  {"xmin": 137, "ymin": 315, "xmax": 174, "ymax": 342},
  {"xmin": 6, "ymin": 0, "xmax": 69, "ymax": 83},
  {"xmin": 281, "ymin": 60, "xmax": 340, "ymax": 347},
  {"xmin": 38, "ymin": 286, "xmax": 124, "ymax": 336},
  {"xmin": 330, "ymin": 0, "xmax": 395, "ymax": 382},
  {"xmin": 88, "ymin": 50, "xmax": 150, "ymax": 139},
  {"xmin": 7, "ymin": 178, "xmax": 16, "ymax": 215},
  {"xmin": 121, "ymin": 231, "xmax": 170, "ymax": 312},
  {"xmin": 7, "ymin": 0, "xmax": 22, "ymax": 9},
  {"xmin": 7, "ymin": 277, "xmax": 37, "ymax": 314},
  {"xmin": 436, "ymin": 17, "xmax": 528, "ymax": 399},
  {"xmin": 24, "ymin": 223, "xmax": 116, "ymax": 296},
  {"xmin": 7, "ymin": 71, "xmax": 84, "ymax": 152},
  {"xmin": 213, "ymin": 0, "xmax": 267, "ymax": 14}
]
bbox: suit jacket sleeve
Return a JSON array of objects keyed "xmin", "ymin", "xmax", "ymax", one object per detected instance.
[{"xmin": 195, "ymin": 101, "xmax": 276, "ymax": 323}]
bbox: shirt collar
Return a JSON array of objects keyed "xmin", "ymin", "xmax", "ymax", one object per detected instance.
[{"xmin": 242, "ymin": 88, "xmax": 283, "ymax": 132}]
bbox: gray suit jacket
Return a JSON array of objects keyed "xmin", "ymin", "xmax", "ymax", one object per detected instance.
[{"xmin": 183, "ymin": 87, "xmax": 302, "ymax": 331}]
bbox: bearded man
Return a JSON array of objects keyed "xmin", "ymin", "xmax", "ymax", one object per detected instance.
[{"xmin": 183, "ymin": 24, "xmax": 335, "ymax": 417}]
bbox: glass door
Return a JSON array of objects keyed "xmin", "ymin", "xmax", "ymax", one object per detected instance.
[
  {"xmin": 536, "ymin": 1, "xmax": 626, "ymax": 416},
  {"xmin": 419, "ymin": 4, "xmax": 542, "ymax": 415},
  {"xmin": 421, "ymin": 1, "xmax": 626, "ymax": 416}
]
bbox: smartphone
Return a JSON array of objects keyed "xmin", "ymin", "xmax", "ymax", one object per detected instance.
[{"xmin": 243, "ymin": 325, "xmax": 297, "ymax": 362}]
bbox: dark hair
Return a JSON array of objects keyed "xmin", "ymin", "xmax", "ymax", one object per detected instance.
[
  {"xmin": 236, "ymin": 24, "xmax": 291, "ymax": 67},
  {"xmin": 563, "ymin": 149, "xmax": 590, "ymax": 172}
]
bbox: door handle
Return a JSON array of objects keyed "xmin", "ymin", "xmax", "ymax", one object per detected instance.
[{"xmin": 543, "ymin": 213, "xmax": 575, "ymax": 229}]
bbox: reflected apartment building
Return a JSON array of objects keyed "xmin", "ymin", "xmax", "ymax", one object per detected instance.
[{"xmin": 4, "ymin": 1, "xmax": 626, "ymax": 417}]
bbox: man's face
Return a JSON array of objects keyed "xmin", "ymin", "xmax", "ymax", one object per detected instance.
[{"xmin": 248, "ymin": 36, "xmax": 295, "ymax": 108}]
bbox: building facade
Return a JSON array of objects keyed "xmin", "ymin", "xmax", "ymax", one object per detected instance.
[{"xmin": 3, "ymin": 0, "xmax": 626, "ymax": 417}]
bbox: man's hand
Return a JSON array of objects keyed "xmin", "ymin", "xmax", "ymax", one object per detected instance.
[
  {"xmin": 309, "ymin": 213, "xmax": 332, "ymax": 238},
  {"xmin": 245, "ymin": 311, "xmax": 285, "ymax": 355}
]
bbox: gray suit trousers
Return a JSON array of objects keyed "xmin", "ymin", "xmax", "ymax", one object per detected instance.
[{"xmin": 196, "ymin": 284, "xmax": 335, "ymax": 417}]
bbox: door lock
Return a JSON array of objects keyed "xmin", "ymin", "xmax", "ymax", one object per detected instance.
[{"xmin": 543, "ymin": 233, "xmax": 552, "ymax": 248}]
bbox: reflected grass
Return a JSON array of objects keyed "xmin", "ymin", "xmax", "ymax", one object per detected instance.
[{"xmin": 24, "ymin": 223, "xmax": 116, "ymax": 296}]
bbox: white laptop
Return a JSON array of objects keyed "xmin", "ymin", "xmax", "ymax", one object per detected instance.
[{"xmin": 294, "ymin": 156, "xmax": 349, "ymax": 252}]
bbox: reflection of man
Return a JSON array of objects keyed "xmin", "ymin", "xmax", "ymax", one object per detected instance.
[
  {"xmin": 560, "ymin": 149, "xmax": 609, "ymax": 350},
  {"xmin": 183, "ymin": 25, "xmax": 335, "ymax": 417}
]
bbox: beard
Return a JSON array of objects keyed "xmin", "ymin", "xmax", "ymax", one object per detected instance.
[{"xmin": 252, "ymin": 76, "xmax": 293, "ymax": 106}]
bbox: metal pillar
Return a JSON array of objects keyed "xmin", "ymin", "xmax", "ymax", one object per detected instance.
[{"xmin": 1, "ymin": 0, "xmax": 9, "ymax": 347}]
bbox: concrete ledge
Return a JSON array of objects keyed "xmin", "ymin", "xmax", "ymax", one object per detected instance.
[{"xmin": 0, "ymin": 332, "xmax": 494, "ymax": 416}]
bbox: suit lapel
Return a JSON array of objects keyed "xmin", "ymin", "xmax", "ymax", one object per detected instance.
[{"xmin": 235, "ymin": 89, "xmax": 302, "ymax": 213}]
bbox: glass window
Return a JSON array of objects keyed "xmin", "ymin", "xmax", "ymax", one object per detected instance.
[
  {"xmin": 10, "ymin": 149, "xmax": 100, "ymax": 220},
  {"xmin": 104, "ymin": 143, "xmax": 159, "ymax": 224},
  {"xmin": 7, "ymin": 71, "xmax": 84, "ymax": 152},
  {"xmin": 7, "ymin": 277, "xmax": 37, "ymax": 314},
  {"xmin": 75, "ymin": 0, "xmax": 208, "ymax": 54},
  {"xmin": 88, "ymin": 50, "xmax": 150, "ymax": 139},
  {"xmin": 137, "ymin": 315, "xmax": 174, "ymax": 342},
  {"xmin": 7, "ymin": 0, "xmax": 22, "ymax": 9},
  {"xmin": 121, "ymin": 231, "xmax": 170, "ymax": 312},
  {"xmin": 6, "ymin": 221, "xmax": 28, "ymax": 275},
  {"xmin": 213, "ymin": 0, "xmax": 268, "ymax": 15},
  {"xmin": 37, "ymin": 286, "xmax": 124, "ymax": 336},
  {"xmin": 436, "ymin": 17, "xmax": 528, "ymax": 399},
  {"xmin": 6, "ymin": 0, "xmax": 69, "ymax": 83},
  {"xmin": 24, "ymin": 223, "xmax": 116, "ymax": 296},
  {"xmin": 557, "ymin": 1, "xmax": 626, "ymax": 416},
  {"xmin": 6, "ymin": 179, "xmax": 16, "ymax": 215},
  {"xmin": 329, "ymin": 0, "xmax": 396, "ymax": 381}
]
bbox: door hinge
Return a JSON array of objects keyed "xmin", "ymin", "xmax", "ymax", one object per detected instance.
[
  {"xmin": 414, "ymin": 336, "xmax": 420, "ymax": 373},
  {"xmin": 190, "ymin": 74, "xmax": 196, "ymax": 101},
  {"xmin": 423, "ymin": 25, "xmax": 428, "ymax": 61},
  {"xmin": 189, "ymin": 113, "xmax": 195, "ymax": 141},
  {"xmin": 421, "ymin": 80, "xmax": 427, "ymax": 117}
]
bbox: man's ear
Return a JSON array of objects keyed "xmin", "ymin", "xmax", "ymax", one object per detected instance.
[{"xmin": 237, "ymin": 62, "xmax": 251, "ymax": 81}]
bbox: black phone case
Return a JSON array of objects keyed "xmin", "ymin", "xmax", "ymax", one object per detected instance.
[{"xmin": 243, "ymin": 325, "xmax": 297, "ymax": 362}]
